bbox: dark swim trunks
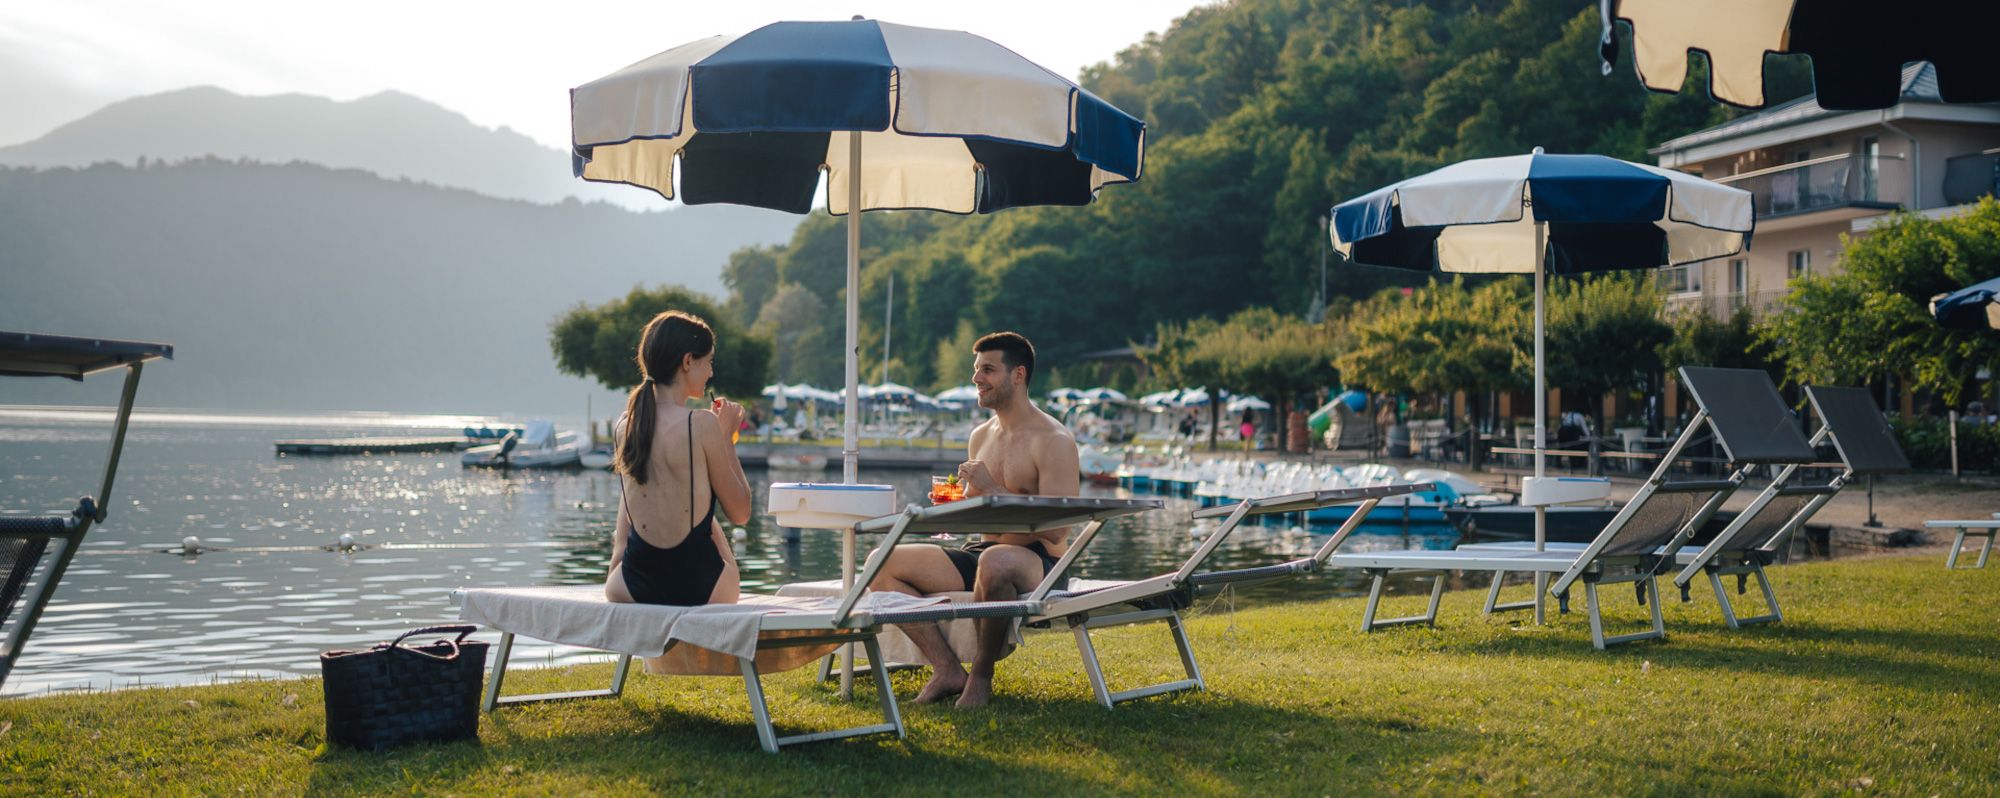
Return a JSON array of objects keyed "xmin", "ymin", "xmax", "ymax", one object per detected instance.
[{"xmin": 942, "ymin": 540, "xmax": 1062, "ymax": 592}]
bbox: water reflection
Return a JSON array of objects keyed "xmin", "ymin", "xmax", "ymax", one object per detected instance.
[{"xmin": 1, "ymin": 413, "xmax": 1464, "ymax": 695}]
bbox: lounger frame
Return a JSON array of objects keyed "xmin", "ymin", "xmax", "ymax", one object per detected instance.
[
  {"xmin": 472, "ymin": 497, "xmax": 1157, "ymax": 752},
  {"xmin": 1, "ymin": 353, "xmax": 156, "ymax": 691},
  {"xmin": 1032, "ymin": 483, "xmax": 1428, "ymax": 707},
  {"xmin": 1931, "ymin": 521, "xmax": 1999, "ymax": 569}
]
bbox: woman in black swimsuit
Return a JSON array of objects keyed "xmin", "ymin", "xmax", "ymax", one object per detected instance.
[{"xmin": 603, "ymin": 311, "xmax": 752, "ymax": 607}]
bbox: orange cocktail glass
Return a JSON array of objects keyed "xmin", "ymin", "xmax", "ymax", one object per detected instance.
[{"xmin": 929, "ymin": 474, "xmax": 965, "ymax": 504}]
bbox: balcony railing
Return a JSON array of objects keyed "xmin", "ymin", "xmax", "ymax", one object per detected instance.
[
  {"xmin": 1715, "ymin": 153, "xmax": 1903, "ymax": 218},
  {"xmin": 1943, "ymin": 149, "xmax": 2000, "ymax": 206},
  {"xmin": 1664, "ymin": 289, "xmax": 1792, "ymax": 318}
]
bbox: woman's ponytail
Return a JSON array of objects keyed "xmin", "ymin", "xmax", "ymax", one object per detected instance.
[
  {"xmin": 613, "ymin": 377, "xmax": 657, "ymax": 483},
  {"xmin": 611, "ymin": 311, "xmax": 715, "ymax": 485}
]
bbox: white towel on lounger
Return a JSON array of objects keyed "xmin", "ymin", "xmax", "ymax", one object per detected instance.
[{"xmin": 454, "ymin": 585, "xmax": 944, "ymax": 660}]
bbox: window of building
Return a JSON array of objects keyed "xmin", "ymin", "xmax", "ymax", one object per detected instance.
[
  {"xmin": 1731, "ymin": 259, "xmax": 1749, "ymax": 294},
  {"xmin": 1658, "ymin": 263, "xmax": 1702, "ymax": 294},
  {"xmin": 1789, "ymin": 250, "xmax": 1810, "ymax": 280}
]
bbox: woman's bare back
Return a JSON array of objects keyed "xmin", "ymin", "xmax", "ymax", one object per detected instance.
[{"xmin": 622, "ymin": 407, "xmax": 713, "ymax": 548}]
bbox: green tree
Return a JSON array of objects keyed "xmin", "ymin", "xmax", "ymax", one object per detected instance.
[
  {"xmin": 549, "ymin": 284, "xmax": 771, "ymax": 398},
  {"xmin": 1762, "ymin": 198, "xmax": 2000, "ymax": 404},
  {"xmin": 1337, "ymin": 279, "xmax": 1525, "ymax": 396},
  {"xmin": 1542, "ymin": 272, "xmax": 1671, "ymax": 429},
  {"xmin": 1657, "ymin": 305, "xmax": 1775, "ymax": 373},
  {"xmin": 750, "ymin": 282, "xmax": 826, "ymax": 386},
  {"xmin": 720, "ymin": 245, "xmax": 781, "ymax": 327}
]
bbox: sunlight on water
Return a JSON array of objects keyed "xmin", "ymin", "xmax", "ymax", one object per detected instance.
[{"xmin": 1, "ymin": 408, "xmax": 1458, "ymax": 696}]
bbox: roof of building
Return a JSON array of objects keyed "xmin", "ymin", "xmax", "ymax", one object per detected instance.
[{"xmin": 1651, "ymin": 63, "xmax": 1945, "ymax": 156}]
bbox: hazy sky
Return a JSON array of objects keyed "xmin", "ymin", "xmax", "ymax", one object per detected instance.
[{"xmin": 0, "ymin": 1, "xmax": 1203, "ymax": 150}]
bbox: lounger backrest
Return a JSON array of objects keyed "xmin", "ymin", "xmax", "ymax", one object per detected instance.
[
  {"xmin": 1596, "ymin": 479, "xmax": 1735, "ymax": 557},
  {"xmin": 1721, "ymin": 484, "xmax": 1835, "ymax": 552},
  {"xmin": 1679, "ymin": 367, "xmax": 1817, "ymax": 464},
  {"xmin": 1807, "ymin": 386, "xmax": 1911, "ymax": 475}
]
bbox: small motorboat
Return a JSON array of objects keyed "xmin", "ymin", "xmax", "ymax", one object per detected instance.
[
  {"xmin": 1079, "ymin": 445, "xmax": 1121, "ymax": 485},
  {"xmin": 579, "ymin": 445, "xmax": 614, "ymax": 470},
  {"xmin": 461, "ymin": 419, "xmax": 584, "ymax": 468}
]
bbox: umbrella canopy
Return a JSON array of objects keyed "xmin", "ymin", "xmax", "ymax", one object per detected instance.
[
  {"xmin": 860, "ymin": 382, "xmax": 923, "ymax": 400},
  {"xmin": 1045, "ymin": 387, "xmax": 1085, "ymax": 403},
  {"xmin": 934, "ymin": 385, "xmax": 981, "ymax": 403},
  {"xmin": 1330, "ymin": 149, "xmax": 1752, "ymax": 619},
  {"xmin": 1137, "ymin": 389, "xmax": 1179, "ymax": 406},
  {"xmin": 1226, "ymin": 396, "xmax": 1271, "ymax": 412},
  {"xmin": 1931, "ymin": 276, "xmax": 2000, "ymax": 330},
  {"xmin": 1080, "ymin": 387, "xmax": 1128, "ymax": 402},
  {"xmin": 572, "ymin": 19, "xmax": 1145, "ymax": 213},
  {"xmin": 1331, "ymin": 151, "xmax": 1753, "ymax": 274},
  {"xmin": 1176, "ymin": 387, "xmax": 1211, "ymax": 406},
  {"xmin": 571, "ymin": 19, "xmax": 1145, "ymax": 483},
  {"xmin": 1598, "ymin": 0, "xmax": 1997, "ymax": 111}
]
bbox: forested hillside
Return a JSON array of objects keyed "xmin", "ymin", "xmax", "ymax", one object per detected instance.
[
  {"xmin": 0, "ymin": 159, "xmax": 797, "ymax": 414},
  {"xmin": 719, "ymin": 0, "xmax": 1809, "ymax": 392}
]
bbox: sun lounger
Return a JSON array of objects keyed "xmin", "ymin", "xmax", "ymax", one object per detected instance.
[
  {"xmin": 1016, "ymin": 484, "xmax": 1431, "ymax": 707},
  {"xmin": 1459, "ymin": 384, "xmax": 1909, "ymax": 628},
  {"xmin": 1929, "ymin": 518, "xmax": 2000, "ymax": 569},
  {"xmin": 0, "ymin": 331, "xmax": 171, "ymax": 692},
  {"xmin": 1322, "ymin": 367, "xmax": 1818, "ymax": 649},
  {"xmin": 458, "ymin": 495, "xmax": 1155, "ymax": 753}
]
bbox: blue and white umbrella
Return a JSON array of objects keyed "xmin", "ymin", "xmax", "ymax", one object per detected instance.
[
  {"xmin": 1931, "ymin": 276, "xmax": 2000, "ymax": 330},
  {"xmin": 934, "ymin": 385, "xmax": 981, "ymax": 404},
  {"xmin": 572, "ymin": 18, "xmax": 1146, "ymax": 482},
  {"xmin": 1330, "ymin": 148, "xmax": 1753, "ymax": 616},
  {"xmin": 1080, "ymin": 387, "xmax": 1128, "ymax": 402}
]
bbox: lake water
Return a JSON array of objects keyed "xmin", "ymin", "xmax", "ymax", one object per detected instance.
[{"xmin": 0, "ymin": 407, "xmax": 1458, "ymax": 696}]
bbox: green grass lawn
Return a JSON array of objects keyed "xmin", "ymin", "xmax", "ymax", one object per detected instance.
[{"xmin": 5, "ymin": 552, "xmax": 1997, "ymax": 797}]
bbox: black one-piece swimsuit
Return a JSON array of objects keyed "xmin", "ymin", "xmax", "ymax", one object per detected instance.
[{"xmin": 618, "ymin": 412, "xmax": 725, "ymax": 606}]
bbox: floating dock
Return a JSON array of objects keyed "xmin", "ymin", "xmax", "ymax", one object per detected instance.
[{"xmin": 275, "ymin": 437, "xmax": 467, "ymax": 454}]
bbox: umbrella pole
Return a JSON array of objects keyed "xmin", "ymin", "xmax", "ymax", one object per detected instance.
[
  {"xmin": 840, "ymin": 130, "xmax": 863, "ymax": 700},
  {"xmin": 1533, "ymin": 220, "xmax": 1547, "ymax": 625}
]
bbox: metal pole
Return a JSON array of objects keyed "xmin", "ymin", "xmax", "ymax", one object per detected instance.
[
  {"xmin": 843, "ymin": 131, "xmax": 862, "ymax": 486},
  {"xmin": 1318, "ymin": 214, "xmax": 1329, "ymax": 317},
  {"xmin": 1950, "ymin": 409, "xmax": 1960, "ymax": 477},
  {"xmin": 1533, "ymin": 219, "xmax": 1547, "ymax": 625},
  {"xmin": 883, "ymin": 272, "xmax": 893, "ymax": 386},
  {"xmin": 840, "ymin": 130, "xmax": 863, "ymax": 698}
]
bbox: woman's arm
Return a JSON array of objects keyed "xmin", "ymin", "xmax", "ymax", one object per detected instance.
[
  {"xmin": 697, "ymin": 410, "xmax": 754, "ymax": 526},
  {"xmin": 609, "ymin": 493, "xmax": 631, "ymax": 571}
]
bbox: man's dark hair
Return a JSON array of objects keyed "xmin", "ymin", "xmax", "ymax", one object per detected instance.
[{"xmin": 973, "ymin": 331, "xmax": 1035, "ymax": 385}]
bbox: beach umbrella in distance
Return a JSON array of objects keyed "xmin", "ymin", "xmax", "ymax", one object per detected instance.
[
  {"xmin": 1081, "ymin": 387, "xmax": 1128, "ymax": 402},
  {"xmin": 1138, "ymin": 389, "xmax": 1179, "ymax": 407},
  {"xmin": 1330, "ymin": 147, "xmax": 1752, "ymax": 619},
  {"xmin": 1226, "ymin": 395, "xmax": 1271, "ymax": 412},
  {"xmin": 934, "ymin": 385, "xmax": 981, "ymax": 404},
  {"xmin": 1597, "ymin": 0, "xmax": 1998, "ymax": 111},
  {"xmin": 1931, "ymin": 276, "xmax": 2000, "ymax": 330},
  {"xmin": 1176, "ymin": 387, "xmax": 1211, "ymax": 407},
  {"xmin": 1046, "ymin": 387, "xmax": 1085, "ymax": 403},
  {"xmin": 571, "ymin": 18, "xmax": 1146, "ymax": 483}
]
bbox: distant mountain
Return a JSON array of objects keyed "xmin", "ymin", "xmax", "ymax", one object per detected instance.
[
  {"xmin": 0, "ymin": 159, "xmax": 800, "ymax": 415},
  {"xmin": 0, "ymin": 86, "xmax": 659, "ymax": 209}
]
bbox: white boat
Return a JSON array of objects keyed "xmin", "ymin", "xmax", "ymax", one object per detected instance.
[{"xmin": 461, "ymin": 419, "xmax": 584, "ymax": 468}]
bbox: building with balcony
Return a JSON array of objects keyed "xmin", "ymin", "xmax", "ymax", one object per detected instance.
[{"xmin": 1650, "ymin": 62, "xmax": 2000, "ymax": 318}]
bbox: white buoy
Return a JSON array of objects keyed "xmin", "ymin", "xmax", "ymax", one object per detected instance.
[
  {"xmin": 338, "ymin": 533, "xmax": 355, "ymax": 551},
  {"xmin": 1289, "ymin": 526, "xmax": 1307, "ymax": 537},
  {"xmin": 181, "ymin": 536, "xmax": 200, "ymax": 554},
  {"xmin": 732, "ymin": 527, "xmax": 748, "ymax": 541}
]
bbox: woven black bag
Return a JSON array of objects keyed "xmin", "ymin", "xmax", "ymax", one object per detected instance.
[{"xmin": 320, "ymin": 625, "xmax": 488, "ymax": 751}]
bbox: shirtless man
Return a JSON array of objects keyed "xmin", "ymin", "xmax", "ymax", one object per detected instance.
[{"xmin": 868, "ymin": 331, "xmax": 1079, "ymax": 708}]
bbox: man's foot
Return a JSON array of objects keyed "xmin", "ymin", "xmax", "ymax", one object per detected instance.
[
  {"xmin": 912, "ymin": 669, "xmax": 967, "ymax": 704},
  {"xmin": 954, "ymin": 673, "xmax": 993, "ymax": 708}
]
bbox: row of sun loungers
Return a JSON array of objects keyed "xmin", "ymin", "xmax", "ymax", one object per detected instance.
[{"xmin": 451, "ymin": 367, "xmax": 1934, "ymax": 752}]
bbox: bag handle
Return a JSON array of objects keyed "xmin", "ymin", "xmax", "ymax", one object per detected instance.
[{"xmin": 388, "ymin": 625, "xmax": 478, "ymax": 662}]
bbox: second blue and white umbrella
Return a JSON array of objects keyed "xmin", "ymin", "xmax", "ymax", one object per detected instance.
[{"xmin": 1330, "ymin": 148, "xmax": 1754, "ymax": 620}]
